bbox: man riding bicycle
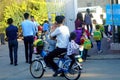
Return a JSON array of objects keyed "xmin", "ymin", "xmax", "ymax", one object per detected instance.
[{"xmin": 44, "ymin": 15, "xmax": 70, "ymax": 77}]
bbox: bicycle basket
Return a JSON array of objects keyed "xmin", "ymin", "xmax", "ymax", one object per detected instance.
[
  {"xmin": 34, "ymin": 39, "xmax": 44, "ymax": 55},
  {"xmin": 36, "ymin": 45, "xmax": 44, "ymax": 55}
]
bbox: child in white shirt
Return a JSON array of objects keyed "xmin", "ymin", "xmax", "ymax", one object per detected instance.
[{"xmin": 67, "ymin": 32, "xmax": 80, "ymax": 69}]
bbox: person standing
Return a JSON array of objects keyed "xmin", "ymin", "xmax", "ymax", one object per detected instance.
[
  {"xmin": 0, "ymin": 29, "xmax": 5, "ymax": 45},
  {"xmin": 6, "ymin": 18, "xmax": 18, "ymax": 66},
  {"xmin": 74, "ymin": 12, "xmax": 84, "ymax": 45},
  {"xmin": 30, "ymin": 16, "xmax": 39, "ymax": 38},
  {"xmin": 42, "ymin": 20, "xmax": 50, "ymax": 33},
  {"xmin": 75, "ymin": 12, "xmax": 84, "ymax": 30},
  {"xmin": 21, "ymin": 13, "xmax": 36, "ymax": 63},
  {"xmin": 84, "ymin": 8, "xmax": 93, "ymax": 34}
]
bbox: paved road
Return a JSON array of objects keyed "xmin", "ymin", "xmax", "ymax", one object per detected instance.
[{"xmin": 0, "ymin": 40, "xmax": 120, "ymax": 80}]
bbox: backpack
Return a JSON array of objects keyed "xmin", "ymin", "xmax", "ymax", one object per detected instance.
[
  {"xmin": 93, "ymin": 30, "xmax": 101, "ymax": 40},
  {"xmin": 99, "ymin": 24, "xmax": 104, "ymax": 32},
  {"xmin": 84, "ymin": 39, "xmax": 91, "ymax": 50}
]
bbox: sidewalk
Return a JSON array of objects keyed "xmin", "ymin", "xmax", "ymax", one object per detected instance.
[{"xmin": 87, "ymin": 38, "xmax": 120, "ymax": 60}]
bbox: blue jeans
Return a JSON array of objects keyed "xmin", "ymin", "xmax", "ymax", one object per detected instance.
[
  {"xmin": 96, "ymin": 40, "xmax": 101, "ymax": 51},
  {"xmin": 8, "ymin": 39, "xmax": 18, "ymax": 64}
]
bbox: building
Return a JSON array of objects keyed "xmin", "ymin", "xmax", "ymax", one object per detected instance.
[
  {"xmin": 77, "ymin": 0, "xmax": 110, "ymax": 12},
  {"xmin": 46, "ymin": 0, "xmax": 120, "ymax": 31}
]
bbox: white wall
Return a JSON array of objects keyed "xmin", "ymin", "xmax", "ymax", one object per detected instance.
[
  {"xmin": 119, "ymin": 0, "xmax": 120, "ymax": 3},
  {"xmin": 64, "ymin": 0, "xmax": 77, "ymax": 32}
]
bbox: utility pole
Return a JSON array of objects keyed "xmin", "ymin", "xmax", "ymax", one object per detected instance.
[{"xmin": 111, "ymin": 0, "xmax": 116, "ymax": 42}]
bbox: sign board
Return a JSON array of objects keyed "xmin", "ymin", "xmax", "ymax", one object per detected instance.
[{"xmin": 106, "ymin": 4, "xmax": 120, "ymax": 25}]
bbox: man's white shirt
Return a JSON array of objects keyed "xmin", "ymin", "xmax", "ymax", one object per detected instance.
[{"xmin": 51, "ymin": 25, "xmax": 70, "ymax": 48}]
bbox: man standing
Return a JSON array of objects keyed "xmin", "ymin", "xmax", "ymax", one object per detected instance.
[
  {"xmin": 6, "ymin": 18, "xmax": 18, "ymax": 66},
  {"xmin": 21, "ymin": 13, "xmax": 36, "ymax": 63}
]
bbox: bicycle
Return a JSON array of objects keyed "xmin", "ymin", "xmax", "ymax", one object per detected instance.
[{"xmin": 30, "ymin": 50, "xmax": 82, "ymax": 80}]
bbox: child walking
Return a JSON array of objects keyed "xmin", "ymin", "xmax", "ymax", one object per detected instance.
[
  {"xmin": 93, "ymin": 25, "xmax": 103, "ymax": 53},
  {"xmin": 80, "ymin": 29, "xmax": 92, "ymax": 61}
]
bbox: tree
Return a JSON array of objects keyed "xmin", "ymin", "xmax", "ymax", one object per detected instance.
[{"xmin": 0, "ymin": 0, "xmax": 51, "ymax": 33}]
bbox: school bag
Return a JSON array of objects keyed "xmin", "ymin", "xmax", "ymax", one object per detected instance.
[
  {"xmin": 93, "ymin": 30, "xmax": 101, "ymax": 40},
  {"xmin": 99, "ymin": 24, "xmax": 104, "ymax": 32},
  {"xmin": 84, "ymin": 39, "xmax": 91, "ymax": 50}
]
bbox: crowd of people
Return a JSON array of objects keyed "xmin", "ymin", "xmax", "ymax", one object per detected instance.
[{"xmin": 2, "ymin": 8, "xmax": 112, "ymax": 77}]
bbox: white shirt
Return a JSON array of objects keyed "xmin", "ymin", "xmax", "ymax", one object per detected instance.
[
  {"xmin": 33, "ymin": 21, "xmax": 39, "ymax": 33},
  {"xmin": 50, "ymin": 25, "xmax": 70, "ymax": 48},
  {"xmin": 67, "ymin": 40, "xmax": 79, "ymax": 55}
]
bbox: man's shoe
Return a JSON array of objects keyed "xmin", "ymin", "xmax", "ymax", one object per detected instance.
[
  {"xmin": 10, "ymin": 62, "xmax": 13, "ymax": 65},
  {"xmin": 26, "ymin": 61, "xmax": 28, "ymax": 63},
  {"xmin": 14, "ymin": 64, "xmax": 18, "ymax": 66},
  {"xmin": 59, "ymin": 73, "xmax": 64, "ymax": 77},
  {"xmin": 53, "ymin": 72, "xmax": 58, "ymax": 77},
  {"xmin": 53, "ymin": 69, "xmax": 62, "ymax": 77}
]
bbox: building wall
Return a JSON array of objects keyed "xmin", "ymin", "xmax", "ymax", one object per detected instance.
[
  {"xmin": 64, "ymin": 0, "xmax": 77, "ymax": 32},
  {"xmin": 77, "ymin": 0, "xmax": 110, "ymax": 11}
]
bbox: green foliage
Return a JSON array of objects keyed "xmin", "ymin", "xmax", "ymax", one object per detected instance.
[
  {"xmin": 28, "ymin": 1, "xmax": 48, "ymax": 24},
  {"xmin": 0, "ymin": 0, "xmax": 56, "ymax": 33}
]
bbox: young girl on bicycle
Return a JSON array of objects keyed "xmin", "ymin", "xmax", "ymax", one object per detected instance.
[{"xmin": 67, "ymin": 32, "xmax": 80, "ymax": 70}]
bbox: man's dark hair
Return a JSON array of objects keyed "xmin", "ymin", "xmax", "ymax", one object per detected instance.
[
  {"xmin": 44, "ymin": 20, "xmax": 49, "ymax": 23},
  {"xmin": 69, "ymin": 32, "xmax": 76, "ymax": 41},
  {"xmin": 55, "ymin": 15, "xmax": 65, "ymax": 24},
  {"xmin": 24, "ymin": 13, "xmax": 29, "ymax": 19},
  {"xmin": 7, "ymin": 18, "xmax": 13, "ymax": 24}
]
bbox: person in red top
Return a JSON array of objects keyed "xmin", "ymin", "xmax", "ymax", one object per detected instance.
[
  {"xmin": 38, "ymin": 25, "xmax": 43, "ymax": 32},
  {"xmin": 82, "ymin": 24, "xmax": 91, "ymax": 39}
]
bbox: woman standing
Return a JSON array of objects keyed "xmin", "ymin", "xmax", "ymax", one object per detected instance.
[
  {"xmin": 74, "ymin": 12, "xmax": 84, "ymax": 45},
  {"xmin": 75, "ymin": 12, "xmax": 84, "ymax": 30}
]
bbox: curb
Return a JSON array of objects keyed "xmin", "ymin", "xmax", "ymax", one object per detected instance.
[{"xmin": 87, "ymin": 54, "xmax": 120, "ymax": 60}]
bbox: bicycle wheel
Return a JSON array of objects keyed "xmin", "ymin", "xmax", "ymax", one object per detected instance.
[
  {"xmin": 63, "ymin": 60, "xmax": 81, "ymax": 80},
  {"xmin": 30, "ymin": 60, "xmax": 44, "ymax": 78}
]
